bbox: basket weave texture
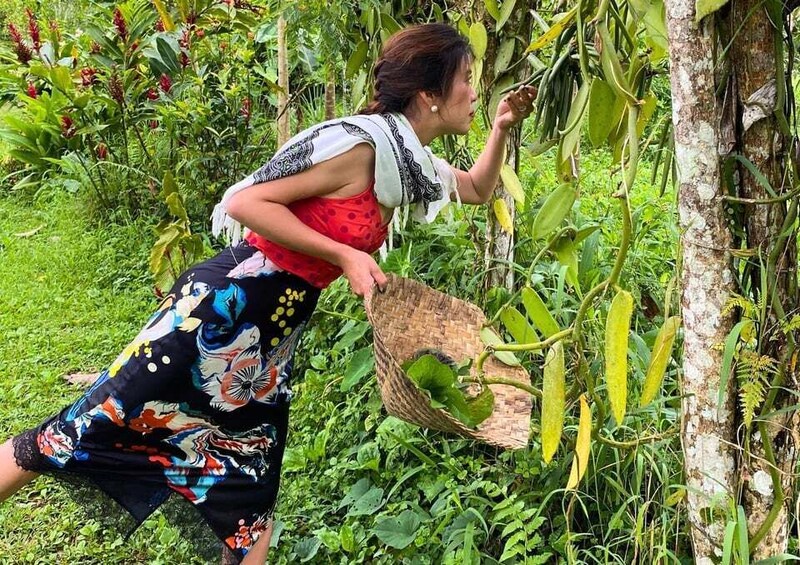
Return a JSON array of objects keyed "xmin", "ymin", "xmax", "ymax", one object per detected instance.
[{"xmin": 365, "ymin": 274, "xmax": 532, "ymax": 449}]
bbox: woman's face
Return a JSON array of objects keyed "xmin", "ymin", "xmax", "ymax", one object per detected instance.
[{"xmin": 437, "ymin": 57, "xmax": 478, "ymax": 135}]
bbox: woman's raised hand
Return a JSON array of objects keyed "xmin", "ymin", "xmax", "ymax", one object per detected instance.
[
  {"xmin": 495, "ymin": 85, "xmax": 537, "ymax": 131},
  {"xmin": 337, "ymin": 247, "xmax": 388, "ymax": 299}
]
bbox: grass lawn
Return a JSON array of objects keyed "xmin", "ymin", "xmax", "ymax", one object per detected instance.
[{"xmin": 0, "ymin": 189, "xmax": 211, "ymax": 563}]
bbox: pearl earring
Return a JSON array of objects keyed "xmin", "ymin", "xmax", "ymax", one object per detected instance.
[{"xmin": 430, "ymin": 105, "xmax": 439, "ymax": 113}]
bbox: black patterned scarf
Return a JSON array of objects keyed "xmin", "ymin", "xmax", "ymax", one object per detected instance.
[{"xmin": 212, "ymin": 113, "xmax": 457, "ymax": 244}]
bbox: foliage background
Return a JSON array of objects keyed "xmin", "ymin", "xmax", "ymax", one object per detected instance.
[{"xmin": 0, "ymin": 0, "xmax": 707, "ymax": 563}]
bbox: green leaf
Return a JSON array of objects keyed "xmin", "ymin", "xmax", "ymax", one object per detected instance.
[
  {"xmin": 496, "ymin": 0, "xmax": 516, "ymax": 31},
  {"xmin": 718, "ymin": 319, "xmax": 752, "ymax": 412},
  {"xmin": 469, "ymin": 22, "xmax": 488, "ymax": 60},
  {"xmin": 49, "ymin": 66, "xmax": 73, "ymax": 94},
  {"xmin": 380, "ymin": 13, "xmax": 401, "ymax": 34},
  {"xmin": 500, "ymin": 306, "xmax": 539, "ymax": 344},
  {"xmin": 294, "ymin": 537, "xmax": 322, "ymax": 562},
  {"xmin": 484, "ymin": 0, "xmax": 501, "ymax": 20},
  {"xmin": 346, "ymin": 40, "xmax": 368, "ymax": 79},
  {"xmin": 552, "ymin": 236, "xmax": 579, "ymax": 289},
  {"xmin": 495, "ymin": 38, "xmax": 516, "ymax": 77},
  {"xmin": 347, "ymin": 486, "xmax": 384, "ymax": 516},
  {"xmin": 588, "ymin": 79, "xmax": 617, "ymax": 147},
  {"xmin": 532, "ymin": 183, "xmax": 576, "ymax": 239},
  {"xmin": 480, "ymin": 327, "xmax": 521, "ymax": 366},
  {"xmin": 605, "ymin": 290, "xmax": 633, "ymax": 426},
  {"xmin": 527, "ymin": 6, "xmax": 578, "ymax": 52},
  {"xmin": 560, "ymin": 80, "xmax": 590, "ymax": 162},
  {"xmin": 341, "ymin": 347, "xmax": 374, "ymax": 391},
  {"xmin": 695, "ymin": 0, "xmax": 730, "ymax": 22},
  {"xmin": 372, "ymin": 510, "xmax": 422, "ymax": 549},
  {"xmin": 521, "ymin": 287, "xmax": 560, "ymax": 337},
  {"xmin": 499, "ymin": 163, "xmax": 526, "ymax": 205},
  {"xmin": 156, "ymin": 36, "xmax": 180, "ymax": 75}
]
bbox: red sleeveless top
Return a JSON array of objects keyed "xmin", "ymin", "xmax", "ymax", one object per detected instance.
[{"xmin": 245, "ymin": 182, "xmax": 388, "ymax": 289}]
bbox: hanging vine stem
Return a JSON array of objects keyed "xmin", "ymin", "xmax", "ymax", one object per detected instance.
[
  {"xmin": 594, "ymin": 424, "xmax": 680, "ymax": 449},
  {"xmin": 462, "ymin": 375, "xmax": 543, "ymax": 399},
  {"xmin": 475, "ymin": 328, "xmax": 573, "ymax": 376}
]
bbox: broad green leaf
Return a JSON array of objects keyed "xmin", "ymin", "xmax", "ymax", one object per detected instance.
[
  {"xmin": 500, "ymin": 306, "xmax": 539, "ymax": 344},
  {"xmin": 521, "ymin": 286, "xmax": 560, "ymax": 338},
  {"xmin": 484, "ymin": 0, "xmax": 501, "ymax": 20},
  {"xmin": 560, "ymin": 80, "xmax": 590, "ymax": 163},
  {"xmin": 566, "ymin": 394, "xmax": 591, "ymax": 489},
  {"xmin": 380, "ymin": 13, "xmax": 402, "ymax": 34},
  {"xmin": 532, "ymin": 183, "xmax": 576, "ymax": 239},
  {"xmin": 588, "ymin": 79, "xmax": 617, "ymax": 147},
  {"xmin": 495, "ymin": 38, "xmax": 516, "ymax": 77},
  {"xmin": 338, "ymin": 478, "xmax": 370, "ymax": 510},
  {"xmin": 696, "ymin": 0, "xmax": 730, "ymax": 22},
  {"xmin": 405, "ymin": 354, "xmax": 494, "ymax": 427},
  {"xmin": 636, "ymin": 92, "xmax": 658, "ymax": 137},
  {"xmin": 50, "ymin": 66, "xmax": 73, "ymax": 94},
  {"xmin": 597, "ymin": 24, "xmax": 638, "ymax": 104},
  {"xmin": 339, "ymin": 524, "xmax": 355, "ymax": 553},
  {"xmin": 341, "ymin": 346, "xmax": 374, "ymax": 392},
  {"xmin": 541, "ymin": 341, "xmax": 565, "ymax": 463},
  {"xmin": 496, "ymin": 0, "xmax": 516, "ymax": 31},
  {"xmin": 294, "ymin": 537, "xmax": 322, "ymax": 562},
  {"xmin": 469, "ymin": 22, "xmax": 488, "ymax": 60},
  {"xmin": 493, "ymin": 198, "xmax": 514, "ymax": 234},
  {"xmin": 527, "ymin": 6, "xmax": 578, "ymax": 52},
  {"xmin": 346, "ymin": 40, "xmax": 368, "ymax": 79},
  {"xmin": 640, "ymin": 316, "xmax": 680, "ymax": 406},
  {"xmin": 372, "ymin": 510, "xmax": 422, "ymax": 549},
  {"xmin": 605, "ymin": 289, "xmax": 633, "ymax": 426},
  {"xmin": 499, "ymin": 163, "xmax": 526, "ymax": 205},
  {"xmin": 156, "ymin": 36, "xmax": 180, "ymax": 74},
  {"xmin": 347, "ymin": 486, "xmax": 384, "ymax": 516},
  {"xmin": 574, "ymin": 224, "xmax": 601, "ymax": 244},
  {"xmin": 737, "ymin": 505, "xmax": 750, "ymax": 565},
  {"xmin": 489, "ymin": 76, "xmax": 515, "ymax": 118},
  {"xmin": 480, "ymin": 327, "xmax": 521, "ymax": 366},
  {"xmin": 552, "ymin": 236, "xmax": 579, "ymax": 289}
]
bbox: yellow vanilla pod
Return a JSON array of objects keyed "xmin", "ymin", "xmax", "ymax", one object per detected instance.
[
  {"xmin": 541, "ymin": 341, "xmax": 565, "ymax": 463},
  {"xmin": 605, "ymin": 289, "xmax": 633, "ymax": 426},
  {"xmin": 640, "ymin": 316, "xmax": 681, "ymax": 407},
  {"xmin": 566, "ymin": 394, "xmax": 591, "ymax": 490}
]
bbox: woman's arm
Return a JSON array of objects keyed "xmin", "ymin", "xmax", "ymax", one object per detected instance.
[
  {"xmin": 225, "ymin": 143, "xmax": 387, "ymax": 297},
  {"xmin": 451, "ymin": 85, "xmax": 536, "ymax": 204}
]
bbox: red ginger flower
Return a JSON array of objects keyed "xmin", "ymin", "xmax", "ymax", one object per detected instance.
[
  {"xmin": 146, "ymin": 87, "xmax": 158, "ymax": 101},
  {"xmin": 113, "ymin": 8, "xmax": 127, "ymax": 41},
  {"xmin": 180, "ymin": 51, "xmax": 189, "ymax": 68},
  {"xmin": 90, "ymin": 41, "xmax": 102, "ymax": 54},
  {"xmin": 80, "ymin": 67, "xmax": 98, "ymax": 87},
  {"xmin": 96, "ymin": 143, "xmax": 108, "ymax": 159},
  {"xmin": 60, "ymin": 115, "xmax": 76, "ymax": 138},
  {"xmin": 26, "ymin": 9, "xmax": 41, "ymax": 51},
  {"xmin": 108, "ymin": 73, "xmax": 124, "ymax": 103},
  {"xmin": 8, "ymin": 23, "xmax": 32, "ymax": 64},
  {"xmin": 241, "ymin": 98, "xmax": 251, "ymax": 121},
  {"xmin": 155, "ymin": 19, "xmax": 165, "ymax": 32},
  {"xmin": 159, "ymin": 73, "xmax": 172, "ymax": 93},
  {"xmin": 27, "ymin": 82, "xmax": 37, "ymax": 98}
]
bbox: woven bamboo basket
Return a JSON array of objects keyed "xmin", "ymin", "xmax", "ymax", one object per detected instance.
[{"xmin": 365, "ymin": 274, "xmax": 532, "ymax": 449}]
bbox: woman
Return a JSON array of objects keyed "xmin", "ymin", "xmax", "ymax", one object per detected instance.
[{"xmin": 0, "ymin": 23, "xmax": 535, "ymax": 564}]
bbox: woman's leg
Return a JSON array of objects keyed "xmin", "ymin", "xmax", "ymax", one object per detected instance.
[
  {"xmin": 239, "ymin": 521, "xmax": 274, "ymax": 565},
  {"xmin": 0, "ymin": 438, "xmax": 38, "ymax": 503}
]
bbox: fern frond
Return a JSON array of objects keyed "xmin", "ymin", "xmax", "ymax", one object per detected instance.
[
  {"xmin": 781, "ymin": 315, "xmax": 800, "ymax": 335},
  {"xmin": 736, "ymin": 351, "xmax": 776, "ymax": 428},
  {"xmin": 722, "ymin": 293, "xmax": 757, "ymax": 319}
]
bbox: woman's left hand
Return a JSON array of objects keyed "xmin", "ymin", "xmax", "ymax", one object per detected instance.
[{"xmin": 494, "ymin": 85, "xmax": 537, "ymax": 131}]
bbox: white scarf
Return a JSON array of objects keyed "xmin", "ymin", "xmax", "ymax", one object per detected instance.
[{"xmin": 211, "ymin": 112, "xmax": 459, "ymax": 245}]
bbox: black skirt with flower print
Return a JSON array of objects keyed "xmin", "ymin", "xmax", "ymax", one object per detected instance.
[{"xmin": 12, "ymin": 241, "xmax": 321, "ymax": 562}]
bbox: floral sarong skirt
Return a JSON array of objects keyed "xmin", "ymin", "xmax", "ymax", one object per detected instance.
[{"xmin": 12, "ymin": 241, "xmax": 320, "ymax": 562}]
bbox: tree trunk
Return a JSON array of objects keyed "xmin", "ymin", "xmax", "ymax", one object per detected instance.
[
  {"xmin": 664, "ymin": 3, "xmax": 738, "ymax": 562},
  {"xmin": 325, "ymin": 64, "xmax": 336, "ymax": 120},
  {"xmin": 478, "ymin": 11, "xmax": 529, "ymax": 292},
  {"xmin": 277, "ymin": 15, "xmax": 290, "ymax": 146},
  {"xmin": 727, "ymin": 0, "xmax": 799, "ymax": 555}
]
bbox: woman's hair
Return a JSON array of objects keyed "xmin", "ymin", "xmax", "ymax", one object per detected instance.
[{"xmin": 361, "ymin": 23, "xmax": 471, "ymax": 115}]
